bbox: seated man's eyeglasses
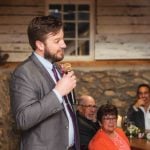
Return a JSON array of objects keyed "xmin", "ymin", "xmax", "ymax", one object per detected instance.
[{"xmin": 79, "ymin": 105, "xmax": 97, "ymax": 109}]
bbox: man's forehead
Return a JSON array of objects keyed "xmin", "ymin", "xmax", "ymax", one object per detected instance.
[
  {"xmin": 139, "ymin": 87, "xmax": 150, "ymax": 92},
  {"xmin": 85, "ymin": 99, "xmax": 96, "ymax": 105},
  {"xmin": 46, "ymin": 29, "xmax": 63, "ymax": 37}
]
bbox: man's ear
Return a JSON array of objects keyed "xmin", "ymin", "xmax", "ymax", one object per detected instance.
[
  {"xmin": 77, "ymin": 105, "xmax": 83, "ymax": 113},
  {"xmin": 76, "ymin": 105, "xmax": 80, "ymax": 111},
  {"xmin": 35, "ymin": 40, "xmax": 44, "ymax": 51}
]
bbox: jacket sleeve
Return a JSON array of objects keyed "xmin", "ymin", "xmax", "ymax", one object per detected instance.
[
  {"xmin": 127, "ymin": 105, "xmax": 137, "ymax": 121},
  {"xmin": 10, "ymin": 67, "xmax": 64, "ymax": 131},
  {"xmin": 127, "ymin": 105, "xmax": 145, "ymax": 130}
]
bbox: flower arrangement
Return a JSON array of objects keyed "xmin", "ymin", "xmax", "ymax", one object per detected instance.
[{"xmin": 126, "ymin": 124, "xmax": 141, "ymax": 138}]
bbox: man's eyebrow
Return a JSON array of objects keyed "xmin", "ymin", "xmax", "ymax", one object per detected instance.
[{"xmin": 138, "ymin": 91, "xmax": 149, "ymax": 93}]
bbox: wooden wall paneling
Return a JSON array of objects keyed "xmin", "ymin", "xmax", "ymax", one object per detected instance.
[
  {"xmin": 0, "ymin": 6, "xmax": 44, "ymax": 15},
  {"xmin": 0, "ymin": 0, "xmax": 44, "ymax": 6},
  {"xmin": 0, "ymin": 16, "xmax": 37, "ymax": 25},
  {"xmin": 96, "ymin": 0, "xmax": 150, "ymax": 59},
  {"xmin": 0, "ymin": 34, "xmax": 28, "ymax": 43},
  {"xmin": 98, "ymin": 6, "xmax": 150, "ymax": 16},
  {"xmin": 98, "ymin": 0, "xmax": 150, "ymax": 6},
  {"xmin": 96, "ymin": 34, "xmax": 150, "ymax": 43},
  {"xmin": 1, "ymin": 51, "xmax": 32, "ymax": 62},
  {"xmin": 97, "ymin": 16, "xmax": 150, "ymax": 25},
  {"xmin": 95, "ymin": 43, "xmax": 150, "ymax": 60},
  {"xmin": 0, "ymin": 0, "xmax": 45, "ymax": 62},
  {"xmin": 0, "ymin": 43, "xmax": 32, "ymax": 52},
  {"xmin": 97, "ymin": 25, "xmax": 150, "ymax": 34},
  {"xmin": 0, "ymin": 25, "xmax": 27, "ymax": 34},
  {"xmin": 0, "ymin": 0, "xmax": 150, "ymax": 61}
]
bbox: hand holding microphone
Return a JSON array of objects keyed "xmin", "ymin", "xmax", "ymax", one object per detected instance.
[
  {"xmin": 60, "ymin": 63, "xmax": 77, "ymax": 105},
  {"xmin": 60, "ymin": 63, "xmax": 72, "ymax": 74},
  {"xmin": 54, "ymin": 63, "xmax": 77, "ymax": 100}
]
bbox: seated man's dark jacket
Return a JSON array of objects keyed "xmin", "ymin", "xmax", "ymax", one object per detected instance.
[
  {"xmin": 76, "ymin": 111, "xmax": 100, "ymax": 150},
  {"xmin": 127, "ymin": 105, "xmax": 145, "ymax": 131}
]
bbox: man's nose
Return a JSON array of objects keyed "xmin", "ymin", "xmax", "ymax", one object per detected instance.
[
  {"xmin": 90, "ymin": 107, "xmax": 96, "ymax": 112},
  {"xmin": 61, "ymin": 41, "xmax": 67, "ymax": 48},
  {"xmin": 141, "ymin": 93, "xmax": 146, "ymax": 97}
]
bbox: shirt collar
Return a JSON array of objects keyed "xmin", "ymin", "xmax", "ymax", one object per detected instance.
[
  {"xmin": 140, "ymin": 105, "xmax": 150, "ymax": 113},
  {"xmin": 34, "ymin": 52, "xmax": 53, "ymax": 70}
]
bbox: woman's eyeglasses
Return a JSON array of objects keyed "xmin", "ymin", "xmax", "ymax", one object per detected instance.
[{"xmin": 103, "ymin": 117, "xmax": 117, "ymax": 121}]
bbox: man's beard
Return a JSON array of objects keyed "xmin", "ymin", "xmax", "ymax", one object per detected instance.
[{"xmin": 44, "ymin": 48, "xmax": 64, "ymax": 63}]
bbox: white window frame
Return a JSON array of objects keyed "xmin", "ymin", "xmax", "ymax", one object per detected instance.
[{"xmin": 45, "ymin": 0, "xmax": 95, "ymax": 61}]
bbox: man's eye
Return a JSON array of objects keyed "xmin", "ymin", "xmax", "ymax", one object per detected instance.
[{"xmin": 55, "ymin": 40, "xmax": 59, "ymax": 43}]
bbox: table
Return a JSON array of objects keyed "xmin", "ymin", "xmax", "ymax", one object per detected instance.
[{"xmin": 130, "ymin": 138, "xmax": 150, "ymax": 150}]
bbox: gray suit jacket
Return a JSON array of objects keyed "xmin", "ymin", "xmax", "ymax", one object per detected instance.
[{"xmin": 10, "ymin": 53, "xmax": 79, "ymax": 150}]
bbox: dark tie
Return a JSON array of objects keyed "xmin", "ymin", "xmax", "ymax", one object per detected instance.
[
  {"xmin": 52, "ymin": 65, "xmax": 60, "ymax": 82},
  {"xmin": 52, "ymin": 64, "xmax": 79, "ymax": 150}
]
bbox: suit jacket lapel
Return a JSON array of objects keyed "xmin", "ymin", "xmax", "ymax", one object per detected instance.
[
  {"xmin": 30, "ymin": 53, "xmax": 55, "ymax": 87},
  {"xmin": 32, "ymin": 57, "xmax": 76, "ymax": 107}
]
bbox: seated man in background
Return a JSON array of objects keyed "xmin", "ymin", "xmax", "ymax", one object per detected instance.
[
  {"xmin": 127, "ymin": 83, "xmax": 150, "ymax": 131},
  {"xmin": 76, "ymin": 95, "xmax": 100, "ymax": 150}
]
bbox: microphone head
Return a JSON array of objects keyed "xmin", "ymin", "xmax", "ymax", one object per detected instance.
[{"xmin": 61, "ymin": 63, "xmax": 72, "ymax": 74}]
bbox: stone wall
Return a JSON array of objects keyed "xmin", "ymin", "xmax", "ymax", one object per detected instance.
[
  {"xmin": 0, "ymin": 67, "xmax": 150, "ymax": 150},
  {"xmin": 75, "ymin": 69, "xmax": 150, "ymax": 115},
  {"xmin": 0, "ymin": 68, "xmax": 20, "ymax": 150}
]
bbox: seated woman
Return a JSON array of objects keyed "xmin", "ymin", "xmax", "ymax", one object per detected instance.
[{"xmin": 89, "ymin": 104, "xmax": 130, "ymax": 150}]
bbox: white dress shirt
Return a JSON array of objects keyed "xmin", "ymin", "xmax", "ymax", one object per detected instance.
[
  {"xmin": 140, "ymin": 106, "xmax": 150, "ymax": 130},
  {"xmin": 133, "ymin": 105, "xmax": 150, "ymax": 130}
]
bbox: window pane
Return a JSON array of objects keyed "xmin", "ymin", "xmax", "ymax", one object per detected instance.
[
  {"xmin": 64, "ymin": 23, "xmax": 75, "ymax": 38},
  {"xmin": 78, "ymin": 23, "xmax": 89, "ymax": 38},
  {"xmin": 64, "ymin": 4, "xmax": 75, "ymax": 20},
  {"xmin": 65, "ymin": 40, "xmax": 76, "ymax": 55},
  {"xmin": 49, "ymin": 5, "xmax": 62, "ymax": 19},
  {"xmin": 78, "ymin": 40, "xmax": 89, "ymax": 55},
  {"xmin": 78, "ymin": 5, "xmax": 89, "ymax": 11},
  {"xmin": 78, "ymin": 5, "xmax": 89, "ymax": 20},
  {"xmin": 48, "ymin": 1, "xmax": 92, "ymax": 59}
]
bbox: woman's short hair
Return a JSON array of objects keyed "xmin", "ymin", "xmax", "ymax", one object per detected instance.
[{"xmin": 97, "ymin": 104, "xmax": 118, "ymax": 123}]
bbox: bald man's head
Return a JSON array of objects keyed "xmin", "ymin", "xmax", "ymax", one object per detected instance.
[{"xmin": 77, "ymin": 95, "xmax": 97, "ymax": 121}]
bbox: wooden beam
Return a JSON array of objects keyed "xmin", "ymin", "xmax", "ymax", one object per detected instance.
[
  {"xmin": 0, "ymin": 0, "xmax": 44, "ymax": 6},
  {"xmin": 0, "ymin": 34, "xmax": 28, "ymax": 43},
  {"xmin": 98, "ymin": 6, "xmax": 150, "ymax": 16},
  {"xmin": 97, "ymin": 16, "xmax": 150, "ymax": 25},
  {"xmin": 0, "ymin": 25, "xmax": 27, "ymax": 34},
  {"xmin": 97, "ymin": 25, "xmax": 150, "ymax": 34},
  {"xmin": 96, "ymin": 34, "xmax": 150, "ymax": 43},
  {"xmin": 0, "ymin": 43, "xmax": 32, "ymax": 52},
  {"xmin": 0, "ymin": 16, "xmax": 36, "ymax": 25},
  {"xmin": 98, "ymin": 0, "xmax": 150, "ymax": 6},
  {"xmin": 0, "ymin": 6, "xmax": 44, "ymax": 15}
]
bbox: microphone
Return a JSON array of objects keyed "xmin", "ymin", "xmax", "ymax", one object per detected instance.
[
  {"xmin": 60, "ymin": 63, "xmax": 72, "ymax": 74},
  {"xmin": 60, "ymin": 63, "xmax": 76, "ymax": 105}
]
